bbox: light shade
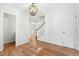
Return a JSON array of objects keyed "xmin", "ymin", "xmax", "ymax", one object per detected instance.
[{"xmin": 29, "ymin": 3, "xmax": 38, "ymax": 16}]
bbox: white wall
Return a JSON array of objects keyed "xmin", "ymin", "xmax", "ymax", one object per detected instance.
[
  {"xmin": 26, "ymin": 3, "xmax": 79, "ymax": 50},
  {"xmin": 0, "ymin": 3, "xmax": 79, "ymax": 51},
  {"xmin": 16, "ymin": 10, "xmax": 29, "ymax": 46},
  {"xmin": 0, "ymin": 4, "xmax": 29, "ymax": 51},
  {"xmin": 43, "ymin": 4, "xmax": 79, "ymax": 50},
  {"xmin": 41, "ymin": 4, "xmax": 77, "ymax": 49}
]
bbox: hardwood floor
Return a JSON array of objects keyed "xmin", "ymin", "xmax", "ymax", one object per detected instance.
[{"xmin": 0, "ymin": 40, "xmax": 79, "ymax": 56}]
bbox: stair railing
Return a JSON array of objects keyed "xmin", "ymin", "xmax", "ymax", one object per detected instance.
[{"xmin": 35, "ymin": 22, "xmax": 45, "ymax": 32}]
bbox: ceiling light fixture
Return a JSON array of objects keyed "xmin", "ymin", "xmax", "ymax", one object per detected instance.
[{"xmin": 29, "ymin": 3, "xmax": 38, "ymax": 16}]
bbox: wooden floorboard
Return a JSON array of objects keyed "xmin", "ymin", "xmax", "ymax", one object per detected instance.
[{"xmin": 0, "ymin": 41, "xmax": 79, "ymax": 56}]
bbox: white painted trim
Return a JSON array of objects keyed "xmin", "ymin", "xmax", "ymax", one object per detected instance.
[
  {"xmin": 0, "ymin": 11, "xmax": 4, "ymax": 51},
  {"xmin": 2, "ymin": 11, "xmax": 17, "ymax": 48}
]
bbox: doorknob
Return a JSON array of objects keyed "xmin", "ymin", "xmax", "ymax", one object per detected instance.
[{"xmin": 62, "ymin": 32, "xmax": 66, "ymax": 34}]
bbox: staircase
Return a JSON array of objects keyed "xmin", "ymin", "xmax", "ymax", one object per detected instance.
[
  {"xmin": 36, "ymin": 22, "xmax": 45, "ymax": 39},
  {"xmin": 29, "ymin": 15, "xmax": 45, "ymax": 51},
  {"xmin": 36, "ymin": 22, "xmax": 45, "ymax": 31}
]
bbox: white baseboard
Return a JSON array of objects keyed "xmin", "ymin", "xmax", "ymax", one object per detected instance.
[{"xmin": 39, "ymin": 39, "xmax": 79, "ymax": 51}]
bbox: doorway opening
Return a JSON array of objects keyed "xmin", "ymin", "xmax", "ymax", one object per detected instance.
[{"xmin": 3, "ymin": 12, "xmax": 16, "ymax": 50}]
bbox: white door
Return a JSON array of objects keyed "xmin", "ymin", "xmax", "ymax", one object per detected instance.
[
  {"xmin": 62, "ymin": 12, "xmax": 75, "ymax": 48},
  {"xmin": 74, "ymin": 15, "xmax": 79, "ymax": 50}
]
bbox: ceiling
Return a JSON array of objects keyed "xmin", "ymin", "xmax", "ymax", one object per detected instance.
[{"xmin": 0, "ymin": 3, "xmax": 79, "ymax": 14}]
